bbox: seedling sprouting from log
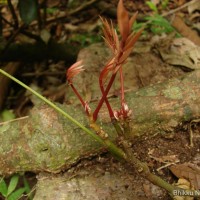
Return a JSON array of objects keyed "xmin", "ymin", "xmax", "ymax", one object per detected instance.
[
  {"xmin": 0, "ymin": 0, "xmax": 198, "ymax": 198},
  {"xmin": 67, "ymin": 0, "xmax": 143, "ymax": 124}
]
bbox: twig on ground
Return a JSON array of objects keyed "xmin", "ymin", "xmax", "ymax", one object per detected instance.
[
  {"xmin": 7, "ymin": 0, "xmax": 18, "ymax": 29},
  {"xmin": 162, "ymin": 0, "xmax": 199, "ymax": 17}
]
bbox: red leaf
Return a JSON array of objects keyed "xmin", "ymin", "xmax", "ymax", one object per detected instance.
[
  {"xmin": 99, "ymin": 58, "xmax": 115, "ymax": 83},
  {"xmin": 66, "ymin": 60, "xmax": 84, "ymax": 83},
  {"xmin": 117, "ymin": 0, "xmax": 129, "ymax": 41},
  {"xmin": 129, "ymin": 11, "xmax": 138, "ymax": 30},
  {"xmin": 170, "ymin": 163, "xmax": 200, "ymax": 190},
  {"xmin": 119, "ymin": 48, "xmax": 132, "ymax": 64},
  {"xmin": 124, "ymin": 28, "xmax": 143, "ymax": 51},
  {"xmin": 100, "ymin": 17, "xmax": 119, "ymax": 53}
]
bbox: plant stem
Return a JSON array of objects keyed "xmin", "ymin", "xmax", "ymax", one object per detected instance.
[
  {"xmin": 124, "ymin": 145, "xmax": 175, "ymax": 194},
  {"xmin": 70, "ymin": 84, "xmax": 89, "ymax": 115},
  {"xmin": 7, "ymin": 0, "xmax": 18, "ymax": 29},
  {"xmin": 93, "ymin": 73, "xmax": 117, "ymax": 121},
  {"xmin": 119, "ymin": 66, "xmax": 125, "ymax": 107},
  {"xmin": 99, "ymin": 75, "xmax": 115, "ymax": 120}
]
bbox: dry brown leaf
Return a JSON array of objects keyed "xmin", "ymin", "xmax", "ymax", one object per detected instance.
[
  {"xmin": 170, "ymin": 38, "xmax": 200, "ymax": 69},
  {"xmin": 188, "ymin": 0, "xmax": 200, "ymax": 14},
  {"xmin": 173, "ymin": 178, "xmax": 194, "ymax": 200},
  {"xmin": 170, "ymin": 163, "xmax": 200, "ymax": 190},
  {"xmin": 156, "ymin": 37, "xmax": 200, "ymax": 70},
  {"xmin": 171, "ymin": 15, "xmax": 200, "ymax": 46}
]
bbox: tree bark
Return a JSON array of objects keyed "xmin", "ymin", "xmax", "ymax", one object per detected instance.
[{"xmin": 0, "ymin": 69, "xmax": 200, "ymax": 175}]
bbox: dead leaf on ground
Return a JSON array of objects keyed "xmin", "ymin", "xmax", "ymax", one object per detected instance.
[
  {"xmin": 171, "ymin": 15, "xmax": 200, "ymax": 46},
  {"xmin": 148, "ymin": 149, "xmax": 179, "ymax": 164},
  {"xmin": 170, "ymin": 163, "xmax": 200, "ymax": 190},
  {"xmin": 173, "ymin": 178, "xmax": 194, "ymax": 200},
  {"xmin": 155, "ymin": 37, "xmax": 200, "ymax": 70},
  {"xmin": 188, "ymin": 0, "xmax": 200, "ymax": 14}
]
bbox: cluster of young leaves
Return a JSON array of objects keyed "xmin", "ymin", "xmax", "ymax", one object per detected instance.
[
  {"xmin": 0, "ymin": 175, "xmax": 32, "ymax": 200},
  {"xmin": 66, "ymin": 0, "xmax": 177, "ymax": 121},
  {"xmin": 67, "ymin": 0, "xmax": 143, "ymax": 122}
]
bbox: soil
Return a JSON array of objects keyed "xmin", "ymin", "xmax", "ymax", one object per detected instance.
[{"xmin": 33, "ymin": 124, "xmax": 200, "ymax": 200}]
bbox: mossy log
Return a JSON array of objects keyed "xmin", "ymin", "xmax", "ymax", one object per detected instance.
[{"xmin": 0, "ymin": 70, "xmax": 200, "ymax": 175}]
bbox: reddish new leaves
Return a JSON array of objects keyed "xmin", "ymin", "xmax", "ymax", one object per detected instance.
[
  {"xmin": 66, "ymin": 0, "xmax": 142, "ymax": 122},
  {"xmin": 66, "ymin": 60, "xmax": 84, "ymax": 84},
  {"xmin": 117, "ymin": 0, "xmax": 130, "ymax": 41},
  {"xmin": 93, "ymin": 0, "xmax": 143, "ymax": 121},
  {"xmin": 66, "ymin": 60, "xmax": 90, "ymax": 115}
]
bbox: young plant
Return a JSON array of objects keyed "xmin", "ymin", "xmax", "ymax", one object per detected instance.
[
  {"xmin": 66, "ymin": 0, "xmax": 143, "ymax": 123},
  {"xmin": 0, "ymin": 0, "xmax": 198, "ymax": 198},
  {"xmin": 0, "ymin": 174, "xmax": 32, "ymax": 200},
  {"xmin": 66, "ymin": 60, "xmax": 90, "ymax": 116}
]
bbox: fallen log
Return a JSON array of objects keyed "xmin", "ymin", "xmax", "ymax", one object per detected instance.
[{"xmin": 0, "ymin": 69, "xmax": 199, "ymax": 175}]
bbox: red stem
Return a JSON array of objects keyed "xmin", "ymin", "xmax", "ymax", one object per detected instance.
[
  {"xmin": 93, "ymin": 49, "xmax": 124, "ymax": 122},
  {"xmin": 70, "ymin": 84, "xmax": 89, "ymax": 116},
  {"xmin": 99, "ymin": 75, "xmax": 115, "ymax": 120},
  {"xmin": 93, "ymin": 73, "xmax": 117, "ymax": 121},
  {"xmin": 119, "ymin": 66, "xmax": 125, "ymax": 107}
]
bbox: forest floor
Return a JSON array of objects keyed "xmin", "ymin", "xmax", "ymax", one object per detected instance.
[{"xmin": 0, "ymin": 0, "xmax": 200, "ymax": 199}]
